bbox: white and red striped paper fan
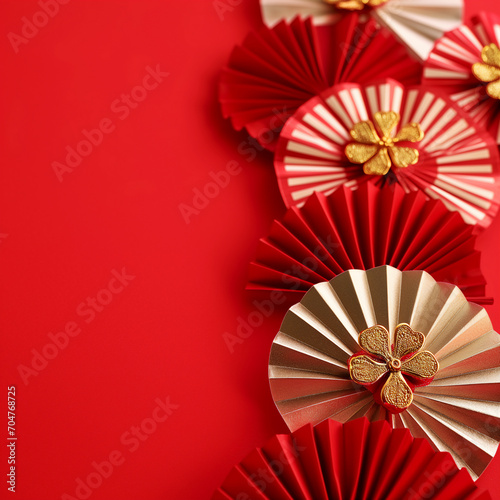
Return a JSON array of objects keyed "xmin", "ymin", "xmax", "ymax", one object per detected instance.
[
  {"xmin": 274, "ymin": 79, "xmax": 500, "ymax": 230},
  {"xmin": 248, "ymin": 183, "xmax": 490, "ymax": 304},
  {"xmin": 213, "ymin": 418, "xmax": 492, "ymax": 499},
  {"xmin": 260, "ymin": 0, "xmax": 464, "ymax": 60},
  {"xmin": 219, "ymin": 16, "xmax": 421, "ymax": 150},
  {"xmin": 423, "ymin": 12, "xmax": 500, "ymax": 144}
]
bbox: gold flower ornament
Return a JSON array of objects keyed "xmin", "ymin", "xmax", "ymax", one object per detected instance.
[
  {"xmin": 348, "ymin": 324, "xmax": 438, "ymax": 411},
  {"xmin": 323, "ymin": 0, "xmax": 388, "ymax": 10},
  {"xmin": 472, "ymin": 43, "xmax": 500, "ymax": 100},
  {"xmin": 345, "ymin": 111, "xmax": 424, "ymax": 176}
]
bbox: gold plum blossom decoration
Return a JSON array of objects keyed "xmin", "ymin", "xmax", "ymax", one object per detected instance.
[
  {"xmin": 345, "ymin": 111, "xmax": 424, "ymax": 176},
  {"xmin": 472, "ymin": 43, "xmax": 500, "ymax": 100},
  {"xmin": 348, "ymin": 323, "xmax": 438, "ymax": 411},
  {"xmin": 323, "ymin": 0, "xmax": 388, "ymax": 10}
]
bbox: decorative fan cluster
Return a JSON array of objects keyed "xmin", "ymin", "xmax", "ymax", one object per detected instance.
[
  {"xmin": 213, "ymin": 418, "xmax": 492, "ymax": 499},
  {"xmin": 217, "ymin": 0, "xmax": 500, "ymax": 496}
]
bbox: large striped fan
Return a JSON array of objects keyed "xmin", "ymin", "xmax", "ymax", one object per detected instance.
[
  {"xmin": 213, "ymin": 418, "xmax": 492, "ymax": 499},
  {"xmin": 248, "ymin": 183, "xmax": 490, "ymax": 304},
  {"xmin": 274, "ymin": 79, "xmax": 500, "ymax": 230},
  {"xmin": 260, "ymin": 0, "xmax": 464, "ymax": 60},
  {"xmin": 423, "ymin": 12, "xmax": 500, "ymax": 144},
  {"xmin": 219, "ymin": 16, "xmax": 421, "ymax": 150},
  {"xmin": 269, "ymin": 266, "xmax": 500, "ymax": 479}
]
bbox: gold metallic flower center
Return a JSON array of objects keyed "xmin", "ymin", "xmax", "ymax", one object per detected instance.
[
  {"xmin": 472, "ymin": 43, "xmax": 500, "ymax": 100},
  {"xmin": 388, "ymin": 358, "xmax": 401, "ymax": 371},
  {"xmin": 322, "ymin": 0, "xmax": 389, "ymax": 11},
  {"xmin": 348, "ymin": 324, "xmax": 439, "ymax": 411},
  {"xmin": 345, "ymin": 111, "xmax": 424, "ymax": 176}
]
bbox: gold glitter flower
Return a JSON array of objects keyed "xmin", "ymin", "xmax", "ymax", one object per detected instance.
[
  {"xmin": 345, "ymin": 111, "xmax": 424, "ymax": 176},
  {"xmin": 323, "ymin": 0, "xmax": 388, "ymax": 10},
  {"xmin": 472, "ymin": 43, "xmax": 500, "ymax": 100},
  {"xmin": 348, "ymin": 324, "xmax": 438, "ymax": 411}
]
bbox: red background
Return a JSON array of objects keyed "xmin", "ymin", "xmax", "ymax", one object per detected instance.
[{"xmin": 0, "ymin": 1, "xmax": 499, "ymax": 499}]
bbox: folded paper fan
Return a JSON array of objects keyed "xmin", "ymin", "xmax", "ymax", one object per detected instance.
[
  {"xmin": 269, "ymin": 266, "xmax": 500, "ymax": 479},
  {"xmin": 274, "ymin": 79, "xmax": 500, "ymax": 230},
  {"xmin": 423, "ymin": 12, "xmax": 500, "ymax": 145},
  {"xmin": 260, "ymin": 0, "xmax": 464, "ymax": 60},
  {"xmin": 248, "ymin": 183, "xmax": 491, "ymax": 304},
  {"xmin": 213, "ymin": 418, "xmax": 492, "ymax": 499},
  {"xmin": 219, "ymin": 16, "xmax": 421, "ymax": 150}
]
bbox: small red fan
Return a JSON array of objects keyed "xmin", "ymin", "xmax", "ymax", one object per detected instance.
[
  {"xmin": 213, "ymin": 418, "xmax": 491, "ymax": 500},
  {"xmin": 219, "ymin": 14, "xmax": 421, "ymax": 150},
  {"xmin": 248, "ymin": 183, "xmax": 490, "ymax": 304},
  {"xmin": 423, "ymin": 12, "xmax": 500, "ymax": 145}
]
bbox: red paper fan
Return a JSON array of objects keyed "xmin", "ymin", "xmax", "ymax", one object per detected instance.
[
  {"xmin": 248, "ymin": 183, "xmax": 490, "ymax": 304},
  {"xmin": 213, "ymin": 418, "xmax": 491, "ymax": 500},
  {"xmin": 219, "ymin": 15, "xmax": 421, "ymax": 151},
  {"xmin": 423, "ymin": 12, "xmax": 500, "ymax": 144},
  {"xmin": 274, "ymin": 79, "xmax": 500, "ymax": 230}
]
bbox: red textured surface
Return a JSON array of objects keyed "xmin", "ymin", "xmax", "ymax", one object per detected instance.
[{"xmin": 0, "ymin": 1, "xmax": 499, "ymax": 499}]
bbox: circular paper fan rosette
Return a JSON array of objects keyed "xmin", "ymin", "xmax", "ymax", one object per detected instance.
[
  {"xmin": 248, "ymin": 183, "xmax": 491, "ymax": 304},
  {"xmin": 269, "ymin": 266, "xmax": 500, "ymax": 479},
  {"xmin": 423, "ymin": 12, "xmax": 500, "ymax": 145},
  {"xmin": 219, "ymin": 15, "xmax": 421, "ymax": 151},
  {"xmin": 260, "ymin": 0, "xmax": 464, "ymax": 60},
  {"xmin": 213, "ymin": 418, "xmax": 492, "ymax": 499},
  {"xmin": 274, "ymin": 79, "xmax": 500, "ymax": 230}
]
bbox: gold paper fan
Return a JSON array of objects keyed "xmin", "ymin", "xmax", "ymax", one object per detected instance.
[{"xmin": 269, "ymin": 265, "xmax": 500, "ymax": 479}]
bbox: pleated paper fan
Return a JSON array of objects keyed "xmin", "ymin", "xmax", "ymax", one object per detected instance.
[
  {"xmin": 274, "ymin": 79, "xmax": 500, "ymax": 230},
  {"xmin": 269, "ymin": 266, "xmax": 500, "ymax": 479},
  {"xmin": 260, "ymin": 0, "xmax": 464, "ymax": 60},
  {"xmin": 248, "ymin": 183, "xmax": 491, "ymax": 304},
  {"xmin": 219, "ymin": 15, "xmax": 421, "ymax": 151},
  {"xmin": 423, "ymin": 12, "xmax": 500, "ymax": 144},
  {"xmin": 213, "ymin": 418, "xmax": 492, "ymax": 499}
]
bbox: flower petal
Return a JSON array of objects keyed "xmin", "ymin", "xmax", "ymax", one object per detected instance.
[
  {"xmin": 486, "ymin": 79, "xmax": 500, "ymax": 100},
  {"xmin": 481, "ymin": 43, "xmax": 500, "ymax": 69},
  {"xmin": 395, "ymin": 123, "xmax": 424, "ymax": 143},
  {"xmin": 402, "ymin": 350, "xmax": 439, "ymax": 380},
  {"xmin": 345, "ymin": 143, "xmax": 379, "ymax": 164},
  {"xmin": 349, "ymin": 120, "xmax": 379, "ymax": 144},
  {"xmin": 374, "ymin": 111, "xmax": 399, "ymax": 138},
  {"xmin": 472, "ymin": 62, "xmax": 500, "ymax": 83},
  {"xmin": 349, "ymin": 355, "xmax": 388, "ymax": 384},
  {"xmin": 359, "ymin": 325, "xmax": 391, "ymax": 359},
  {"xmin": 364, "ymin": 147, "xmax": 391, "ymax": 176},
  {"xmin": 389, "ymin": 146, "xmax": 419, "ymax": 169},
  {"xmin": 393, "ymin": 323, "xmax": 424, "ymax": 359},
  {"xmin": 334, "ymin": 0, "xmax": 365, "ymax": 9},
  {"xmin": 381, "ymin": 371, "xmax": 413, "ymax": 410}
]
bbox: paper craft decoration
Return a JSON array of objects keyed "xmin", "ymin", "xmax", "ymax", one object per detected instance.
[
  {"xmin": 259, "ymin": 0, "xmax": 464, "ymax": 60},
  {"xmin": 274, "ymin": 79, "xmax": 500, "ymax": 230},
  {"xmin": 423, "ymin": 12, "xmax": 500, "ymax": 145},
  {"xmin": 269, "ymin": 266, "xmax": 500, "ymax": 479},
  {"xmin": 212, "ymin": 418, "xmax": 492, "ymax": 499},
  {"xmin": 248, "ymin": 183, "xmax": 491, "ymax": 304},
  {"xmin": 219, "ymin": 16, "xmax": 421, "ymax": 150}
]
